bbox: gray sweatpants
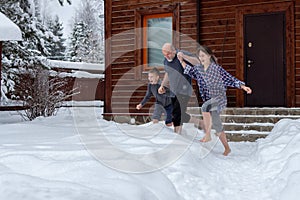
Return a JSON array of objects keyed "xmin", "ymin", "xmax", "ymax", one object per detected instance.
[{"xmin": 201, "ymin": 98, "xmax": 224, "ymax": 133}]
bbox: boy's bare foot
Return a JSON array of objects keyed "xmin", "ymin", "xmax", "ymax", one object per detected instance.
[
  {"xmin": 200, "ymin": 135, "xmax": 211, "ymax": 142},
  {"xmin": 166, "ymin": 122, "xmax": 173, "ymax": 127},
  {"xmin": 223, "ymin": 148, "xmax": 231, "ymax": 156}
]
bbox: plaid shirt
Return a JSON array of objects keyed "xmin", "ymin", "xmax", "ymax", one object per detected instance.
[{"xmin": 184, "ymin": 63, "xmax": 245, "ymax": 112}]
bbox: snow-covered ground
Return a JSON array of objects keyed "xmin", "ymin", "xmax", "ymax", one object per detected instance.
[{"xmin": 0, "ymin": 104, "xmax": 300, "ymax": 200}]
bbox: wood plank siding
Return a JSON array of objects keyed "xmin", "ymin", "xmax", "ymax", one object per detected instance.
[
  {"xmin": 295, "ymin": 1, "xmax": 300, "ymax": 106},
  {"xmin": 198, "ymin": 0, "xmax": 297, "ymax": 107},
  {"xmin": 105, "ymin": 0, "xmax": 199, "ymax": 115},
  {"xmin": 104, "ymin": 0, "xmax": 300, "ymax": 117}
]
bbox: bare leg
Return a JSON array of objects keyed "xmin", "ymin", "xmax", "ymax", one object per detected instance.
[
  {"xmin": 174, "ymin": 125, "xmax": 182, "ymax": 134},
  {"xmin": 189, "ymin": 116, "xmax": 204, "ymax": 129},
  {"xmin": 198, "ymin": 119, "xmax": 204, "ymax": 129},
  {"xmin": 200, "ymin": 112, "xmax": 212, "ymax": 142},
  {"xmin": 152, "ymin": 119, "xmax": 159, "ymax": 123},
  {"xmin": 218, "ymin": 131, "xmax": 231, "ymax": 156}
]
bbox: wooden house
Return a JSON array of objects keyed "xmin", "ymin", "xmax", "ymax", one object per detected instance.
[{"xmin": 104, "ymin": 0, "xmax": 300, "ymax": 122}]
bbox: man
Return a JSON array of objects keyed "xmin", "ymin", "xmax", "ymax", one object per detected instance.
[{"xmin": 158, "ymin": 43, "xmax": 201, "ymax": 133}]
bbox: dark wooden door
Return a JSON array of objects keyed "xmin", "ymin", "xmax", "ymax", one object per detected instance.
[{"xmin": 244, "ymin": 12, "xmax": 286, "ymax": 107}]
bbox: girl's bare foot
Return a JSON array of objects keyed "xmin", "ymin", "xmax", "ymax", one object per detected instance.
[
  {"xmin": 223, "ymin": 148, "xmax": 231, "ymax": 156},
  {"xmin": 200, "ymin": 134, "xmax": 211, "ymax": 142}
]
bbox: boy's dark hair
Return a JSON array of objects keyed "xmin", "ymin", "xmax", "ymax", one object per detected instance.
[{"xmin": 148, "ymin": 67, "xmax": 160, "ymax": 76}]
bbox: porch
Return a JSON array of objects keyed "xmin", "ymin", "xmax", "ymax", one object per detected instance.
[{"xmin": 104, "ymin": 107, "xmax": 300, "ymax": 142}]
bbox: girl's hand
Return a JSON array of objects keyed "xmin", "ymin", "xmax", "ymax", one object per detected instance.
[
  {"xmin": 177, "ymin": 52, "xmax": 187, "ymax": 68},
  {"xmin": 241, "ymin": 85, "xmax": 252, "ymax": 94},
  {"xmin": 177, "ymin": 52, "xmax": 184, "ymax": 62}
]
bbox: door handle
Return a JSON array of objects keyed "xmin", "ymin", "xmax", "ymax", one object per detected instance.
[{"xmin": 247, "ymin": 60, "xmax": 254, "ymax": 68}]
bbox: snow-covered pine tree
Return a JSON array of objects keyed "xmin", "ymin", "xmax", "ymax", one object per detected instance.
[
  {"xmin": 67, "ymin": 21, "xmax": 91, "ymax": 62},
  {"xmin": 0, "ymin": 0, "xmax": 71, "ymax": 76},
  {"xmin": 67, "ymin": 0, "xmax": 104, "ymax": 63},
  {"xmin": 0, "ymin": 0, "xmax": 55, "ymax": 98},
  {"xmin": 46, "ymin": 15, "xmax": 66, "ymax": 60},
  {"xmin": 0, "ymin": 0, "xmax": 75, "ymax": 120}
]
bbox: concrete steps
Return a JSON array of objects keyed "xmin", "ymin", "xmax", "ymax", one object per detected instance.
[{"xmin": 187, "ymin": 107, "xmax": 300, "ymax": 142}]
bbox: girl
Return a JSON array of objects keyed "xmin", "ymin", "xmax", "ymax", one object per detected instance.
[{"xmin": 178, "ymin": 45, "xmax": 252, "ymax": 156}]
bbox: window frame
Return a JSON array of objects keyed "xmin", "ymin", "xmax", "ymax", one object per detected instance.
[
  {"xmin": 135, "ymin": 4, "xmax": 180, "ymax": 80},
  {"xmin": 142, "ymin": 13, "xmax": 173, "ymax": 71}
]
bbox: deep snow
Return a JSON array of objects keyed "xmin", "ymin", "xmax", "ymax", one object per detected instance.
[{"xmin": 0, "ymin": 105, "xmax": 300, "ymax": 200}]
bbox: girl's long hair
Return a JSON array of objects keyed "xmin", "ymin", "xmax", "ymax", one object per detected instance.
[{"xmin": 196, "ymin": 45, "xmax": 218, "ymax": 64}]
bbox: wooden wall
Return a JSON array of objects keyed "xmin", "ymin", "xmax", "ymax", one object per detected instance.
[
  {"xmin": 199, "ymin": 0, "xmax": 239, "ymax": 106},
  {"xmin": 105, "ymin": 0, "xmax": 199, "ymax": 115},
  {"xmin": 198, "ymin": 0, "xmax": 300, "ymax": 107},
  {"xmin": 295, "ymin": 1, "xmax": 300, "ymax": 106},
  {"xmin": 105, "ymin": 0, "xmax": 300, "ymax": 116}
]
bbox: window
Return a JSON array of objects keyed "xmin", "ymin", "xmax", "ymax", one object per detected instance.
[
  {"xmin": 135, "ymin": 4, "xmax": 179, "ymax": 79},
  {"xmin": 143, "ymin": 13, "xmax": 173, "ymax": 69}
]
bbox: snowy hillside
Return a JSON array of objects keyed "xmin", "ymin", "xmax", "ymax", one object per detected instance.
[{"xmin": 0, "ymin": 106, "xmax": 300, "ymax": 200}]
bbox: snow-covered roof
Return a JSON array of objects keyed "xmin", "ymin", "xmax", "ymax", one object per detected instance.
[
  {"xmin": 0, "ymin": 12, "xmax": 22, "ymax": 41},
  {"xmin": 47, "ymin": 60, "xmax": 105, "ymax": 72}
]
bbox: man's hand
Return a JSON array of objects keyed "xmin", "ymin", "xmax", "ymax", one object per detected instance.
[{"xmin": 158, "ymin": 86, "xmax": 166, "ymax": 94}]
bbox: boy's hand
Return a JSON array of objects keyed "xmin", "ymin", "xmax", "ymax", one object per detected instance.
[
  {"xmin": 241, "ymin": 85, "xmax": 252, "ymax": 94},
  {"xmin": 158, "ymin": 86, "xmax": 166, "ymax": 94},
  {"xmin": 136, "ymin": 104, "xmax": 142, "ymax": 110}
]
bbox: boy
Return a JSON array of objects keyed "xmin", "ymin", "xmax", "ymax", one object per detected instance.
[{"xmin": 136, "ymin": 67, "xmax": 173, "ymax": 126}]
